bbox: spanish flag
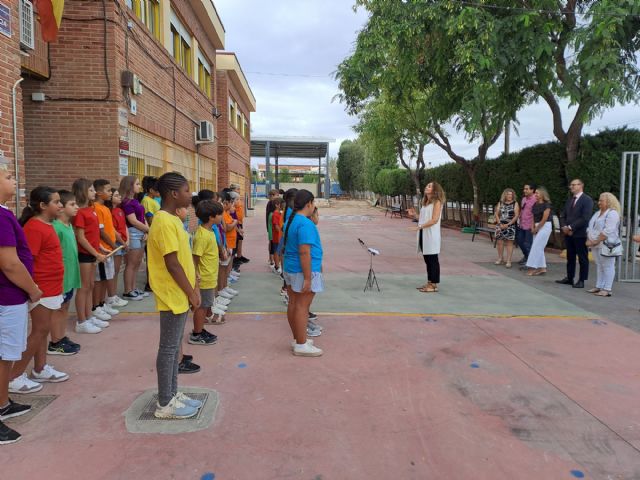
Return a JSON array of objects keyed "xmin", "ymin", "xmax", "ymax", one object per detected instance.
[{"xmin": 35, "ymin": 0, "xmax": 64, "ymax": 42}]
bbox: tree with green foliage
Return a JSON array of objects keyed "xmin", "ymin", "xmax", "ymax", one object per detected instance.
[
  {"xmin": 488, "ymin": 0, "xmax": 640, "ymax": 171},
  {"xmin": 302, "ymin": 173, "xmax": 319, "ymax": 184},
  {"xmin": 337, "ymin": 139, "xmax": 366, "ymax": 193},
  {"xmin": 337, "ymin": 1, "xmax": 525, "ymax": 218},
  {"xmin": 279, "ymin": 168, "xmax": 292, "ymax": 183}
]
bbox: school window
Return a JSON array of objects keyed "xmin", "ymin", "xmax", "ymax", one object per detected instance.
[
  {"xmin": 243, "ymin": 116, "xmax": 249, "ymax": 139},
  {"xmin": 229, "ymin": 97, "xmax": 236, "ymax": 128},
  {"xmin": 197, "ymin": 52, "xmax": 212, "ymax": 98},
  {"xmin": 236, "ymin": 108, "xmax": 242, "ymax": 132},
  {"xmin": 126, "ymin": 0, "xmax": 160, "ymax": 40},
  {"xmin": 169, "ymin": 10, "xmax": 192, "ymax": 75}
]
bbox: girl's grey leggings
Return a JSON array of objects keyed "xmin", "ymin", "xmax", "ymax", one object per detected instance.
[{"xmin": 157, "ymin": 311, "xmax": 188, "ymax": 406}]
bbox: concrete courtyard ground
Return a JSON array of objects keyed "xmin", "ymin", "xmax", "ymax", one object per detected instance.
[{"xmin": 4, "ymin": 199, "xmax": 640, "ymax": 480}]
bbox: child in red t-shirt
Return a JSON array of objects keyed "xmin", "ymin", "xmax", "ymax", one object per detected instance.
[
  {"xmin": 10, "ymin": 186, "xmax": 69, "ymax": 390},
  {"xmin": 271, "ymin": 198, "xmax": 284, "ymax": 275},
  {"xmin": 72, "ymin": 179, "xmax": 107, "ymax": 334}
]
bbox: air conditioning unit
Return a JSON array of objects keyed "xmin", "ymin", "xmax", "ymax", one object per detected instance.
[
  {"xmin": 19, "ymin": 0, "xmax": 35, "ymax": 50},
  {"xmin": 197, "ymin": 120, "xmax": 214, "ymax": 142}
]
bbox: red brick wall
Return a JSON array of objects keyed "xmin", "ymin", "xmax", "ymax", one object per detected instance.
[
  {"xmin": 216, "ymin": 70, "xmax": 251, "ymax": 192},
  {"xmin": 21, "ymin": 0, "xmax": 219, "ymax": 192},
  {"xmin": 0, "ymin": 0, "xmax": 25, "ymax": 207}
]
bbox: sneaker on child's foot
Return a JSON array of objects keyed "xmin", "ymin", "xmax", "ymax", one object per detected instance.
[
  {"xmin": 0, "ymin": 399, "xmax": 31, "ymax": 420},
  {"xmin": 90, "ymin": 316, "xmax": 110, "ymax": 329},
  {"xmin": 107, "ymin": 295, "xmax": 128, "ymax": 307},
  {"xmin": 75, "ymin": 320, "xmax": 102, "ymax": 334},
  {"xmin": 92, "ymin": 307, "xmax": 111, "ymax": 321},
  {"xmin": 307, "ymin": 325, "xmax": 322, "ymax": 337},
  {"xmin": 240, "ymin": 256, "xmax": 250, "ymax": 264},
  {"xmin": 218, "ymin": 290, "xmax": 234, "ymax": 299},
  {"xmin": 188, "ymin": 330, "xmax": 218, "ymax": 345},
  {"xmin": 228, "ymin": 277, "xmax": 238, "ymax": 284},
  {"xmin": 291, "ymin": 339, "xmax": 314, "ymax": 349},
  {"xmin": 308, "ymin": 312, "xmax": 318, "ymax": 321},
  {"xmin": 280, "ymin": 287, "xmax": 287, "ymax": 296},
  {"xmin": 47, "ymin": 340, "xmax": 79, "ymax": 356},
  {"xmin": 212, "ymin": 303, "xmax": 227, "ymax": 312},
  {"xmin": 206, "ymin": 313, "xmax": 226, "ymax": 324},
  {"xmin": 215, "ymin": 296, "xmax": 232, "ymax": 306},
  {"xmin": 31, "ymin": 364, "xmax": 69, "ymax": 383},
  {"xmin": 102, "ymin": 304, "xmax": 119, "ymax": 316},
  {"xmin": 134, "ymin": 288, "xmax": 151, "ymax": 298},
  {"xmin": 178, "ymin": 359, "xmax": 201, "ymax": 374},
  {"xmin": 175, "ymin": 391, "xmax": 203, "ymax": 409},
  {"xmin": 223, "ymin": 287, "xmax": 238, "ymax": 296},
  {"xmin": 122, "ymin": 291, "xmax": 143, "ymax": 301},
  {"xmin": 293, "ymin": 341, "xmax": 323, "ymax": 357},
  {"xmin": 61, "ymin": 336, "xmax": 81, "ymax": 350},
  {"xmin": 154, "ymin": 396, "xmax": 198, "ymax": 419},
  {"xmin": 206, "ymin": 307, "xmax": 227, "ymax": 320},
  {"xmin": 0, "ymin": 421, "xmax": 21, "ymax": 445},
  {"xmin": 8, "ymin": 374, "xmax": 43, "ymax": 394}
]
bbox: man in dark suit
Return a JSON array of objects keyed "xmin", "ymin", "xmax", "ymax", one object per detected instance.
[{"xmin": 556, "ymin": 179, "xmax": 594, "ymax": 288}]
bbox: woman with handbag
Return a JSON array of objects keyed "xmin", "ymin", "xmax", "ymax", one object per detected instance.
[
  {"xmin": 494, "ymin": 188, "xmax": 520, "ymax": 268},
  {"xmin": 525, "ymin": 187, "xmax": 553, "ymax": 276},
  {"xmin": 586, "ymin": 193, "xmax": 621, "ymax": 297}
]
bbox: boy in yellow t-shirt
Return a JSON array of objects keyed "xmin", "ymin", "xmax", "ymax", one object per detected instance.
[
  {"xmin": 147, "ymin": 172, "xmax": 202, "ymax": 420},
  {"xmin": 191, "ymin": 200, "xmax": 224, "ymax": 343}
]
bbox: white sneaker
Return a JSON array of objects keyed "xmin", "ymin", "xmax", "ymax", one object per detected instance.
[
  {"xmin": 218, "ymin": 290, "xmax": 234, "ymax": 299},
  {"xmin": 92, "ymin": 307, "xmax": 111, "ymax": 321},
  {"xmin": 102, "ymin": 304, "xmax": 119, "ymax": 316},
  {"xmin": 223, "ymin": 287, "xmax": 238, "ymax": 296},
  {"xmin": 75, "ymin": 320, "xmax": 102, "ymax": 334},
  {"xmin": 293, "ymin": 340, "xmax": 323, "ymax": 357},
  {"xmin": 291, "ymin": 339, "xmax": 314, "ymax": 349},
  {"xmin": 215, "ymin": 296, "xmax": 231, "ymax": 306},
  {"xmin": 154, "ymin": 396, "xmax": 198, "ymax": 419},
  {"xmin": 31, "ymin": 364, "xmax": 69, "ymax": 383},
  {"xmin": 90, "ymin": 316, "xmax": 110, "ymax": 329},
  {"xmin": 205, "ymin": 307, "xmax": 226, "ymax": 322},
  {"xmin": 107, "ymin": 295, "xmax": 128, "ymax": 307},
  {"xmin": 270, "ymin": 264, "xmax": 277, "ymax": 273},
  {"xmin": 9, "ymin": 373, "xmax": 44, "ymax": 393},
  {"xmin": 175, "ymin": 392, "xmax": 203, "ymax": 409},
  {"xmin": 275, "ymin": 267, "xmax": 282, "ymax": 275},
  {"xmin": 135, "ymin": 289, "xmax": 151, "ymax": 298},
  {"xmin": 229, "ymin": 275, "xmax": 239, "ymax": 282}
]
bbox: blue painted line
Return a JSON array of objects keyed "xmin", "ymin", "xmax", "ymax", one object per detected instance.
[
  {"xmin": 201, "ymin": 473, "xmax": 215, "ymax": 480},
  {"xmin": 570, "ymin": 470, "xmax": 585, "ymax": 478},
  {"xmin": 470, "ymin": 362, "xmax": 480, "ymax": 369},
  {"xmin": 238, "ymin": 363, "xmax": 247, "ymax": 368}
]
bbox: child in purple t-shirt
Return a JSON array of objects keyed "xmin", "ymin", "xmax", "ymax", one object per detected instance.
[{"xmin": 0, "ymin": 164, "xmax": 42, "ymax": 444}]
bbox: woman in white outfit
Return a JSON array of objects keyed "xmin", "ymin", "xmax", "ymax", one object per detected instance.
[
  {"xmin": 585, "ymin": 193, "xmax": 621, "ymax": 297},
  {"xmin": 526, "ymin": 187, "xmax": 553, "ymax": 276},
  {"xmin": 408, "ymin": 182, "xmax": 445, "ymax": 293}
]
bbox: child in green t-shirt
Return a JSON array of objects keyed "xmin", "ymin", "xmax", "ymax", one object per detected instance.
[{"xmin": 50, "ymin": 190, "xmax": 82, "ymax": 355}]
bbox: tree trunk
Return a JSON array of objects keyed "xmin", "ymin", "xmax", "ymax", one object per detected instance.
[
  {"xmin": 564, "ymin": 120, "xmax": 583, "ymax": 177},
  {"xmin": 464, "ymin": 165, "xmax": 480, "ymax": 222}
]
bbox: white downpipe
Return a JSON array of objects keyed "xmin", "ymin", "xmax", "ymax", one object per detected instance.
[{"xmin": 12, "ymin": 78, "xmax": 24, "ymax": 215}]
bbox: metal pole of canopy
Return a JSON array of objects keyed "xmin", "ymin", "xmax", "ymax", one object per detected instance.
[
  {"xmin": 265, "ymin": 141, "xmax": 271, "ymax": 192},
  {"xmin": 275, "ymin": 146, "xmax": 280, "ymax": 191},
  {"xmin": 324, "ymin": 143, "xmax": 330, "ymax": 199}
]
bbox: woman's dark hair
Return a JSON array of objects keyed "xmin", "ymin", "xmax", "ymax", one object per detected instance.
[
  {"xmin": 283, "ymin": 188, "xmax": 298, "ymax": 209},
  {"xmin": 192, "ymin": 189, "xmax": 215, "ymax": 208},
  {"xmin": 265, "ymin": 198, "xmax": 277, "ymax": 229},
  {"xmin": 105, "ymin": 187, "xmax": 118, "ymax": 210},
  {"xmin": 72, "ymin": 178, "xmax": 93, "ymax": 207},
  {"xmin": 195, "ymin": 200, "xmax": 223, "ymax": 224},
  {"xmin": 157, "ymin": 172, "xmax": 188, "ymax": 200},
  {"xmin": 221, "ymin": 191, "xmax": 233, "ymax": 203},
  {"xmin": 19, "ymin": 186, "xmax": 57, "ymax": 226},
  {"xmin": 278, "ymin": 189, "xmax": 285, "ymax": 195},
  {"xmin": 138, "ymin": 176, "xmax": 158, "ymax": 201},
  {"xmin": 283, "ymin": 190, "xmax": 315, "ymax": 253},
  {"xmin": 58, "ymin": 189, "xmax": 75, "ymax": 207}
]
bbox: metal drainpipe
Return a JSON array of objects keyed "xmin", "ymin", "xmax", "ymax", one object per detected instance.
[{"xmin": 12, "ymin": 78, "xmax": 24, "ymax": 215}]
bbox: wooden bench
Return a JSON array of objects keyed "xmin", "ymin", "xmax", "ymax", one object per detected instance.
[
  {"xmin": 385, "ymin": 205, "xmax": 406, "ymax": 218},
  {"xmin": 471, "ymin": 222, "xmax": 497, "ymax": 247}
]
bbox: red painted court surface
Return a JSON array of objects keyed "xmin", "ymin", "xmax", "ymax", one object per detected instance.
[{"xmin": 4, "ymin": 200, "xmax": 640, "ymax": 480}]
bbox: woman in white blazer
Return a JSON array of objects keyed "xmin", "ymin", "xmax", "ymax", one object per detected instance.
[{"xmin": 586, "ymin": 192, "xmax": 621, "ymax": 297}]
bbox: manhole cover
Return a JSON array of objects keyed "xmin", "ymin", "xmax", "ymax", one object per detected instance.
[
  {"xmin": 124, "ymin": 387, "xmax": 219, "ymax": 434},
  {"xmin": 5, "ymin": 394, "xmax": 57, "ymax": 426},
  {"xmin": 137, "ymin": 392, "xmax": 209, "ymax": 421}
]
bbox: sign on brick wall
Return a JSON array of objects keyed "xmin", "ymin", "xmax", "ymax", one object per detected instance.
[{"xmin": 0, "ymin": 2, "xmax": 11, "ymax": 38}]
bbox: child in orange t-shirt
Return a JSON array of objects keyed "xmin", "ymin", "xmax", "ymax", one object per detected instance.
[
  {"xmin": 222, "ymin": 192, "xmax": 239, "ymax": 290},
  {"xmin": 93, "ymin": 180, "xmax": 119, "ymax": 320},
  {"xmin": 271, "ymin": 198, "xmax": 284, "ymax": 275}
]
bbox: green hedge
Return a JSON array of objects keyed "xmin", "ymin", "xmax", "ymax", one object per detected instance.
[{"xmin": 422, "ymin": 128, "xmax": 640, "ymax": 208}]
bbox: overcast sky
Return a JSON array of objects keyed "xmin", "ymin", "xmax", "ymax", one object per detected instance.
[{"xmin": 214, "ymin": 0, "xmax": 640, "ymax": 169}]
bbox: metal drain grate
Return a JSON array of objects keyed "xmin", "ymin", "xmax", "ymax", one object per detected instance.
[
  {"xmin": 5, "ymin": 394, "xmax": 57, "ymax": 425},
  {"xmin": 137, "ymin": 393, "xmax": 209, "ymax": 421}
]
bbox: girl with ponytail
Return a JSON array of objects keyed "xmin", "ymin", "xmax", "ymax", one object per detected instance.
[
  {"xmin": 282, "ymin": 189, "xmax": 324, "ymax": 357},
  {"xmin": 11, "ymin": 186, "xmax": 70, "ymax": 391}
]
